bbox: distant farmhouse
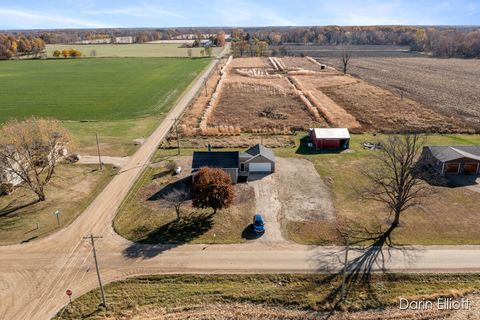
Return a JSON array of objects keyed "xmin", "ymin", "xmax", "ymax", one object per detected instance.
[
  {"xmin": 420, "ymin": 146, "xmax": 480, "ymax": 176},
  {"xmin": 191, "ymin": 144, "xmax": 275, "ymax": 183},
  {"xmin": 114, "ymin": 36, "xmax": 136, "ymax": 44}
]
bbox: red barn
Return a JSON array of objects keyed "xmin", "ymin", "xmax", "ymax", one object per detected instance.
[{"xmin": 309, "ymin": 128, "xmax": 350, "ymax": 150}]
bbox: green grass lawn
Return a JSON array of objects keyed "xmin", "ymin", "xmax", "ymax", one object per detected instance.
[
  {"xmin": 0, "ymin": 57, "xmax": 210, "ymax": 155},
  {"xmin": 114, "ymin": 133, "xmax": 480, "ymax": 246},
  {"xmin": 113, "ymin": 151, "xmax": 255, "ymax": 244},
  {"xmin": 46, "ymin": 44, "xmax": 222, "ymax": 58},
  {"xmin": 275, "ymin": 133, "xmax": 480, "ymax": 245},
  {"xmin": 54, "ymin": 273, "xmax": 480, "ymax": 319}
]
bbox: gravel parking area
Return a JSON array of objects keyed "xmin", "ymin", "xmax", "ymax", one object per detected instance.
[{"xmin": 276, "ymin": 157, "xmax": 335, "ymax": 222}]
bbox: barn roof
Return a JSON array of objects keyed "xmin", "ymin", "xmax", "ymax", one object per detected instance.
[
  {"xmin": 244, "ymin": 144, "xmax": 275, "ymax": 162},
  {"xmin": 426, "ymin": 146, "xmax": 480, "ymax": 162},
  {"xmin": 311, "ymin": 128, "xmax": 350, "ymax": 139},
  {"xmin": 192, "ymin": 151, "xmax": 239, "ymax": 169}
]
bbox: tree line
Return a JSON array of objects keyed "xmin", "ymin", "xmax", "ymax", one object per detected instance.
[
  {"xmin": 5, "ymin": 26, "xmax": 480, "ymax": 59},
  {"xmin": 233, "ymin": 26, "xmax": 480, "ymax": 58},
  {"xmin": 0, "ymin": 33, "xmax": 46, "ymax": 59}
]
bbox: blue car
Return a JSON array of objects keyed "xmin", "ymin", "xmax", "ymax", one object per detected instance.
[{"xmin": 253, "ymin": 214, "xmax": 265, "ymax": 234}]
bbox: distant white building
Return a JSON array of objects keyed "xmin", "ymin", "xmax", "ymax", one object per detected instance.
[
  {"xmin": 76, "ymin": 38, "xmax": 112, "ymax": 45},
  {"xmin": 114, "ymin": 36, "xmax": 135, "ymax": 44}
]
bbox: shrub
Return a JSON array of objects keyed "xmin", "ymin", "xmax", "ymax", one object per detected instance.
[
  {"xmin": 0, "ymin": 183, "xmax": 14, "ymax": 196},
  {"xmin": 165, "ymin": 160, "xmax": 177, "ymax": 172}
]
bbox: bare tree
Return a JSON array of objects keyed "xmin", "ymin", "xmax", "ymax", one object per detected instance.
[
  {"xmin": 164, "ymin": 188, "xmax": 189, "ymax": 219},
  {"xmin": 362, "ymin": 133, "xmax": 429, "ymax": 235},
  {"xmin": 0, "ymin": 118, "xmax": 71, "ymax": 201},
  {"xmin": 340, "ymin": 44, "xmax": 352, "ymax": 74}
]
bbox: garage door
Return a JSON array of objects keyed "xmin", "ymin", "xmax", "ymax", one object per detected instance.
[
  {"xmin": 249, "ymin": 163, "xmax": 272, "ymax": 172},
  {"xmin": 446, "ymin": 163, "xmax": 460, "ymax": 173},
  {"xmin": 464, "ymin": 163, "xmax": 479, "ymax": 174}
]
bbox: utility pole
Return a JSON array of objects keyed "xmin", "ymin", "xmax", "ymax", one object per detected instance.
[
  {"xmin": 340, "ymin": 231, "xmax": 350, "ymax": 302},
  {"xmin": 95, "ymin": 133, "xmax": 103, "ymax": 170},
  {"xmin": 83, "ymin": 234, "xmax": 107, "ymax": 308}
]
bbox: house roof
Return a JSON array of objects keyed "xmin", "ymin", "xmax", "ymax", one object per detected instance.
[
  {"xmin": 192, "ymin": 151, "xmax": 239, "ymax": 169},
  {"xmin": 311, "ymin": 128, "xmax": 350, "ymax": 139},
  {"xmin": 244, "ymin": 144, "xmax": 275, "ymax": 162},
  {"xmin": 426, "ymin": 146, "xmax": 480, "ymax": 162}
]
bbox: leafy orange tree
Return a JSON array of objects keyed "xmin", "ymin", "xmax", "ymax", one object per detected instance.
[{"xmin": 192, "ymin": 167, "xmax": 235, "ymax": 213}]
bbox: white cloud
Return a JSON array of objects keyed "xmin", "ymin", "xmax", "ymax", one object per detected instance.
[
  {"xmin": 0, "ymin": 8, "xmax": 109, "ymax": 29},
  {"xmin": 212, "ymin": 0, "xmax": 297, "ymax": 26},
  {"xmin": 83, "ymin": 5, "xmax": 184, "ymax": 19}
]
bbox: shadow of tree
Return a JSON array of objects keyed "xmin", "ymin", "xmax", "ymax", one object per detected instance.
[
  {"xmin": 122, "ymin": 212, "xmax": 214, "ymax": 259},
  {"xmin": 147, "ymin": 176, "xmax": 192, "ymax": 202},
  {"xmin": 0, "ymin": 198, "xmax": 40, "ymax": 217},
  {"xmin": 311, "ymin": 224, "xmax": 419, "ymax": 317}
]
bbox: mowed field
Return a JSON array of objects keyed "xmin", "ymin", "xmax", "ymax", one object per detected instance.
[
  {"xmin": 55, "ymin": 274, "xmax": 480, "ymax": 320},
  {"xmin": 0, "ymin": 57, "xmax": 210, "ymax": 155},
  {"xmin": 47, "ymin": 43, "xmax": 222, "ymax": 58},
  {"xmin": 320, "ymin": 57, "xmax": 480, "ymax": 131}
]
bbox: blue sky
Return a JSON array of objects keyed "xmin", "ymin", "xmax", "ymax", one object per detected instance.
[{"xmin": 0, "ymin": 0, "xmax": 479, "ymax": 30}]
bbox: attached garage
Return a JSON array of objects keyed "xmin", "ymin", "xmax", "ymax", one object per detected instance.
[{"xmin": 249, "ymin": 162, "xmax": 272, "ymax": 173}]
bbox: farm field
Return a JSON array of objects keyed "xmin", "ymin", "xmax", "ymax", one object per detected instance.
[
  {"xmin": 0, "ymin": 57, "xmax": 210, "ymax": 155},
  {"xmin": 176, "ymin": 55, "xmax": 470, "ymax": 151},
  {"xmin": 271, "ymin": 44, "xmax": 420, "ymax": 58},
  {"xmin": 47, "ymin": 43, "xmax": 221, "ymax": 58},
  {"xmin": 320, "ymin": 57, "xmax": 480, "ymax": 131},
  {"xmin": 0, "ymin": 164, "xmax": 114, "ymax": 245},
  {"xmin": 54, "ymin": 273, "xmax": 480, "ymax": 319}
]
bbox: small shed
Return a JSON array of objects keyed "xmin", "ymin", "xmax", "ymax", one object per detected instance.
[{"xmin": 309, "ymin": 128, "xmax": 350, "ymax": 150}]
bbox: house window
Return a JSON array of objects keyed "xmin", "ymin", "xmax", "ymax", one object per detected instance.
[{"xmin": 240, "ymin": 163, "xmax": 245, "ymax": 172}]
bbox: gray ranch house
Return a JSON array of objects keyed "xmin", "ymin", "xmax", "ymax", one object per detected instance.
[
  {"xmin": 419, "ymin": 146, "xmax": 480, "ymax": 176},
  {"xmin": 191, "ymin": 144, "xmax": 275, "ymax": 183}
]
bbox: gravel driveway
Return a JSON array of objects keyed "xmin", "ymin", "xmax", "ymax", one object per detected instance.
[
  {"xmin": 276, "ymin": 157, "xmax": 335, "ymax": 222},
  {"xmin": 249, "ymin": 157, "xmax": 335, "ymax": 243}
]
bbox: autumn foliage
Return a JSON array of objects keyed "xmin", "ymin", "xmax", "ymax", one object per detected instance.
[
  {"xmin": 0, "ymin": 33, "xmax": 45, "ymax": 59},
  {"xmin": 192, "ymin": 167, "xmax": 235, "ymax": 213}
]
